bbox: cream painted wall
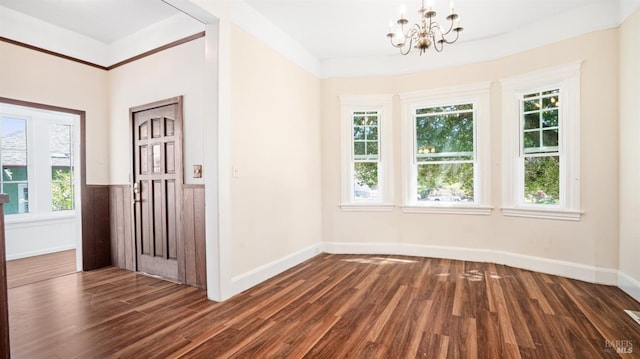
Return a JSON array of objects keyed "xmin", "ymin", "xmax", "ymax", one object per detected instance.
[
  {"xmin": 108, "ymin": 38, "xmax": 205, "ymax": 185},
  {"xmin": 0, "ymin": 42, "xmax": 108, "ymax": 264},
  {"xmin": 322, "ymin": 29, "xmax": 620, "ymax": 272},
  {"xmin": 619, "ymin": 10, "xmax": 640, "ymax": 287},
  {"xmin": 229, "ymin": 25, "xmax": 322, "ymax": 277},
  {"xmin": 0, "ymin": 42, "xmax": 109, "ymax": 184}
]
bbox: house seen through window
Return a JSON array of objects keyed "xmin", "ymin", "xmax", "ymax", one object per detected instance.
[
  {"xmin": 1, "ymin": 117, "xmax": 28, "ymax": 214},
  {"xmin": 0, "ymin": 104, "xmax": 76, "ymax": 216}
]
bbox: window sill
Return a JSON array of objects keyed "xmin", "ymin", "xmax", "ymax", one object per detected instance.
[
  {"xmin": 401, "ymin": 204, "xmax": 493, "ymax": 215},
  {"xmin": 501, "ymin": 207, "xmax": 582, "ymax": 221},
  {"xmin": 340, "ymin": 203, "xmax": 395, "ymax": 212}
]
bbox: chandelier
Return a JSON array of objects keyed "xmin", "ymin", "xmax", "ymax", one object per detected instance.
[{"xmin": 386, "ymin": 0, "xmax": 463, "ymax": 55}]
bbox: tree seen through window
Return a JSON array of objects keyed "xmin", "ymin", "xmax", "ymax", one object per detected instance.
[{"xmin": 415, "ymin": 104, "xmax": 475, "ymax": 202}]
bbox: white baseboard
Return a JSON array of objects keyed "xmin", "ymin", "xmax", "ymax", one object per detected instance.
[
  {"xmin": 227, "ymin": 241, "xmax": 625, "ymax": 301},
  {"xmin": 229, "ymin": 243, "xmax": 322, "ymax": 296},
  {"xmin": 322, "ymin": 241, "xmax": 619, "ymax": 286},
  {"xmin": 619, "ymin": 271, "xmax": 640, "ymax": 303},
  {"xmin": 6, "ymin": 244, "xmax": 76, "ymax": 261}
]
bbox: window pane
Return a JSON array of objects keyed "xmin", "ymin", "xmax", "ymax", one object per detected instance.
[
  {"xmin": 542, "ymin": 129, "xmax": 558, "ymax": 147},
  {"xmin": 1, "ymin": 117, "xmax": 27, "ymax": 151},
  {"xmin": 353, "ymin": 115, "xmax": 365, "ymax": 126},
  {"xmin": 50, "ymin": 124, "xmax": 74, "ymax": 211},
  {"xmin": 524, "ymin": 156, "xmax": 559, "ymax": 204},
  {"xmin": 352, "ymin": 111, "xmax": 379, "ymax": 161},
  {"xmin": 417, "ymin": 162, "xmax": 474, "ymax": 202},
  {"xmin": 416, "ymin": 106, "xmax": 474, "ymax": 162},
  {"xmin": 366, "ymin": 141, "xmax": 378, "ymax": 156},
  {"xmin": 1, "ymin": 117, "xmax": 28, "ymax": 215},
  {"xmin": 366, "ymin": 115, "xmax": 378, "ymax": 126},
  {"xmin": 2, "ymin": 164, "xmax": 27, "ymax": 181},
  {"xmin": 524, "ymin": 113, "xmax": 539, "ymax": 130},
  {"xmin": 366, "ymin": 126, "xmax": 378, "ymax": 141},
  {"xmin": 522, "ymin": 89, "xmax": 560, "ymax": 155},
  {"xmin": 523, "ymin": 131, "xmax": 540, "ymax": 149},
  {"xmin": 3, "ymin": 183, "xmax": 28, "ymax": 215},
  {"xmin": 354, "ymin": 162, "xmax": 378, "ymax": 199},
  {"xmin": 524, "ymin": 99, "xmax": 540, "ymax": 112},
  {"xmin": 51, "ymin": 168, "xmax": 73, "ymax": 211},
  {"xmin": 542, "ymin": 110, "xmax": 558, "ymax": 127},
  {"xmin": 542, "ymin": 96, "xmax": 559, "ymax": 109}
]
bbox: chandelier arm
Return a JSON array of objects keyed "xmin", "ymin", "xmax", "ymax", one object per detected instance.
[
  {"xmin": 410, "ymin": 23, "xmax": 422, "ymax": 38},
  {"xmin": 438, "ymin": 19, "xmax": 455, "ymax": 36},
  {"xmin": 389, "ymin": 36, "xmax": 401, "ymax": 48},
  {"xmin": 433, "ymin": 36, "xmax": 444, "ymax": 52},
  {"xmin": 442, "ymin": 29, "xmax": 461, "ymax": 44},
  {"xmin": 400, "ymin": 37, "xmax": 414, "ymax": 55}
]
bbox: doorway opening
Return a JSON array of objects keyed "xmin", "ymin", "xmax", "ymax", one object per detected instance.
[{"xmin": 0, "ymin": 99, "xmax": 84, "ymax": 271}]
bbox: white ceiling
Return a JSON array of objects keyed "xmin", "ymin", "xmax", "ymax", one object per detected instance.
[
  {"xmin": 0, "ymin": 0, "xmax": 632, "ymax": 62},
  {"xmin": 0, "ymin": 0, "xmax": 180, "ymax": 44},
  {"xmin": 0, "ymin": 0, "xmax": 640, "ymax": 77},
  {"xmin": 243, "ymin": 0, "xmax": 608, "ymax": 60}
]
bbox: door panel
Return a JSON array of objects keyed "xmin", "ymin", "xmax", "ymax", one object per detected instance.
[{"xmin": 132, "ymin": 98, "xmax": 183, "ymax": 282}]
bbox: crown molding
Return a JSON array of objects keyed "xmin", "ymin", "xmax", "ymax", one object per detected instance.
[
  {"xmin": 1, "ymin": 0, "xmax": 637, "ymax": 79},
  {"xmin": 0, "ymin": 4, "xmax": 204, "ymax": 69}
]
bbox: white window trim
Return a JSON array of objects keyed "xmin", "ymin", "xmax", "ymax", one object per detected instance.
[
  {"xmin": 399, "ymin": 82, "xmax": 492, "ymax": 215},
  {"xmin": 500, "ymin": 62, "xmax": 582, "ymax": 221},
  {"xmin": 339, "ymin": 94, "xmax": 394, "ymax": 211},
  {"xmin": 0, "ymin": 104, "xmax": 79, "ymax": 221}
]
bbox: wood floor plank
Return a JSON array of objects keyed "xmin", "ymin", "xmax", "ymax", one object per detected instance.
[
  {"xmin": 8, "ymin": 254, "xmax": 640, "ymax": 358},
  {"xmin": 406, "ymin": 299, "xmax": 434, "ymax": 358},
  {"xmin": 375, "ymin": 289, "xmax": 421, "ymax": 358},
  {"xmin": 6, "ymin": 250, "xmax": 76, "ymax": 288}
]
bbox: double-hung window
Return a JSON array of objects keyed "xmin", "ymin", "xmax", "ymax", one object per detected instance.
[
  {"xmin": 415, "ymin": 103, "xmax": 474, "ymax": 202},
  {"xmin": 522, "ymin": 89, "xmax": 560, "ymax": 204},
  {"xmin": 501, "ymin": 63, "xmax": 581, "ymax": 220},
  {"xmin": 400, "ymin": 82, "xmax": 491, "ymax": 214},
  {"xmin": 0, "ymin": 103, "xmax": 78, "ymax": 218},
  {"xmin": 339, "ymin": 95, "xmax": 393, "ymax": 210}
]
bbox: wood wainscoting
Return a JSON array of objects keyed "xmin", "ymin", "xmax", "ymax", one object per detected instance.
[
  {"xmin": 109, "ymin": 185, "xmax": 135, "ymax": 271},
  {"xmin": 82, "ymin": 185, "xmax": 112, "ymax": 270},
  {"xmin": 109, "ymin": 184, "xmax": 206, "ymax": 289},
  {"xmin": 182, "ymin": 184, "xmax": 207, "ymax": 289}
]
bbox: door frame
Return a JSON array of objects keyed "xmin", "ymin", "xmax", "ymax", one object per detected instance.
[
  {"xmin": 0, "ymin": 97, "xmax": 86, "ymax": 357},
  {"xmin": 130, "ymin": 96, "xmax": 185, "ymax": 283},
  {"xmin": 0, "ymin": 97, "xmax": 86, "ymax": 270}
]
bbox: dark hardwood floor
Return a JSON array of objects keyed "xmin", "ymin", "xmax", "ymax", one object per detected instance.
[
  {"xmin": 8, "ymin": 253, "xmax": 640, "ymax": 358},
  {"xmin": 6, "ymin": 249, "xmax": 76, "ymax": 288}
]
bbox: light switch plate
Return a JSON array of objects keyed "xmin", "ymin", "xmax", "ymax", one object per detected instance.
[{"xmin": 193, "ymin": 165, "xmax": 202, "ymax": 178}]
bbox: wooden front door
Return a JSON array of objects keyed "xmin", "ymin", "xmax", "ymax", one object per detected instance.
[{"xmin": 131, "ymin": 97, "xmax": 183, "ymax": 282}]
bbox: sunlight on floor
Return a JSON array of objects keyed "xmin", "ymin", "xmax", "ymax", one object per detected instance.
[{"xmin": 342, "ymin": 257, "xmax": 418, "ymax": 265}]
